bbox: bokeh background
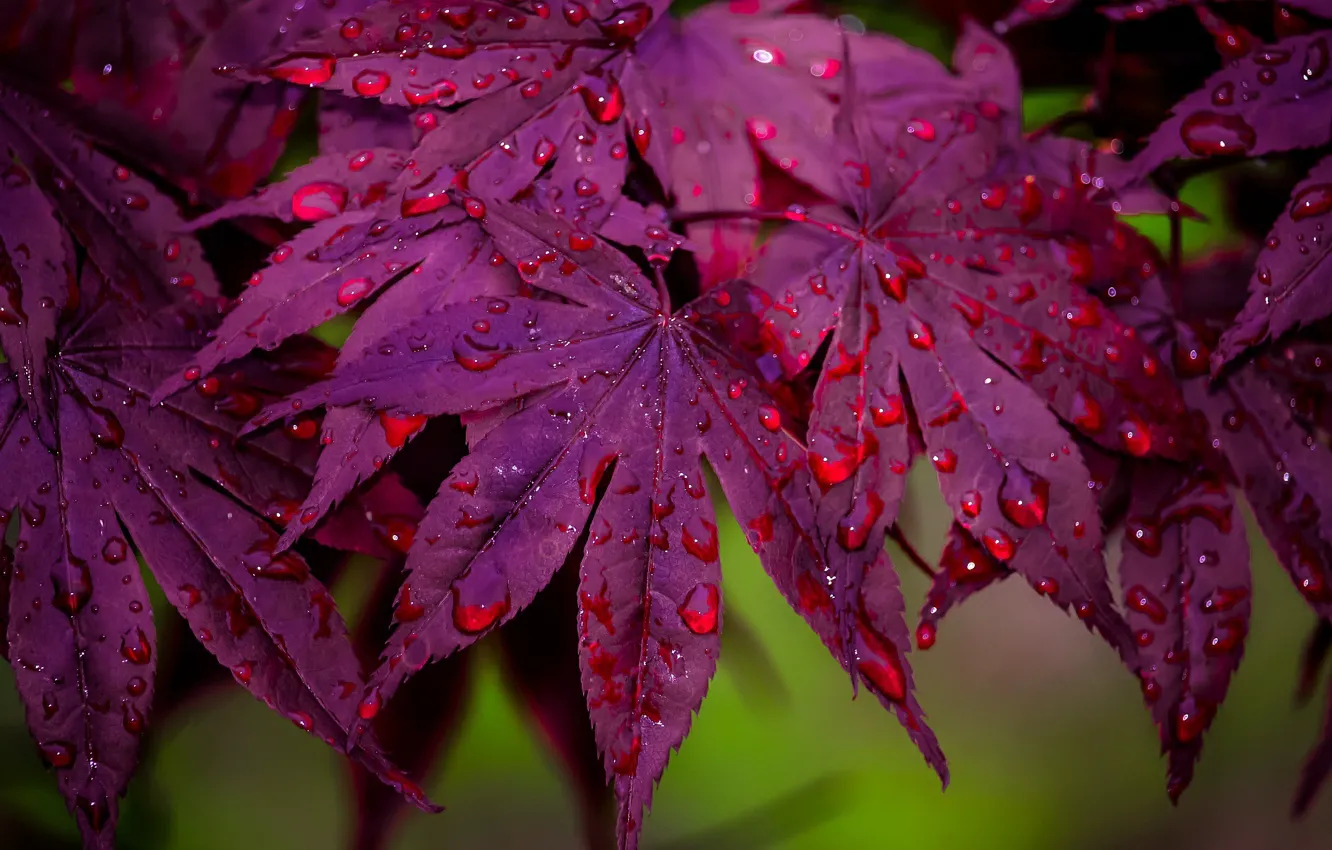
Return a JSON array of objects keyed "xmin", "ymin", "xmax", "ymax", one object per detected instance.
[{"xmin": 3, "ymin": 3, "xmax": 1331, "ymax": 849}]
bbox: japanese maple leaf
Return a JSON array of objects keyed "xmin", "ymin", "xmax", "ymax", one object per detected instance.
[
  {"xmin": 743, "ymin": 28, "xmax": 1205, "ymax": 665},
  {"xmin": 234, "ymin": 0, "xmax": 671, "ymax": 230},
  {"xmin": 1117, "ymin": 464, "xmax": 1251, "ymax": 801},
  {"xmin": 243, "ymin": 201, "xmax": 945, "ymax": 849},
  {"xmin": 0, "ymin": 287, "xmax": 432, "ymax": 848},
  {"xmin": 1122, "ymin": 258, "xmax": 1332, "ymax": 804},
  {"xmin": 1212, "ymin": 152, "xmax": 1332, "ymax": 369},
  {"xmin": 0, "ymin": 0, "xmax": 393, "ymax": 199}
]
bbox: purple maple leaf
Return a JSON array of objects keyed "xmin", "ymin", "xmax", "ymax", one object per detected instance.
[{"xmin": 239, "ymin": 199, "xmax": 946, "ymax": 849}]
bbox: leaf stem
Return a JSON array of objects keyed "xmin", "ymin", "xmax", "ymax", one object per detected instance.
[{"xmin": 887, "ymin": 524, "xmax": 936, "ymax": 578}]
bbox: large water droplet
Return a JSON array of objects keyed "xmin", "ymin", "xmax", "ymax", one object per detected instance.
[
  {"xmin": 451, "ymin": 570, "xmax": 510, "ymax": 633},
  {"xmin": 998, "ymin": 468, "xmax": 1049, "ymax": 529},
  {"xmin": 291, "ymin": 182, "xmax": 348, "ymax": 221},
  {"xmin": 269, "ymin": 54, "xmax": 337, "ymax": 86},
  {"xmin": 678, "ymin": 583, "xmax": 720, "ymax": 634},
  {"xmin": 1179, "ymin": 112, "xmax": 1256, "ymax": 156}
]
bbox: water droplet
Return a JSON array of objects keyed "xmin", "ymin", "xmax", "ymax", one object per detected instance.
[
  {"xmin": 998, "ymin": 468, "xmax": 1049, "ymax": 529},
  {"xmin": 1291, "ymin": 183, "xmax": 1332, "ymax": 221},
  {"xmin": 906, "ymin": 315, "xmax": 935, "ymax": 350},
  {"xmin": 451, "ymin": 571, "xmax": 510, "ymax": 633},
  {"xmin": 340, "ymin": 18, "xmax": 363, "ymax": 39},
  {"xmin": 930, "ymin": 448, "xmax": 957, "ymax": 473},
  {"xmin": 854, "ymin": 618, "xmax": 907, "ymax": 702},
  {"xmin": 679, "ymin": 583, "xmax": 720, "ymax": 634},
  {"xmin": 464, "ymin": 197, "xmax": 487, "ymax": 218},
  {"xmin": 1125, "ymin": 517, "xmax": 1162, "ymax": 556},
  {"xmin": 40, "ymin": 741, "xmax": 74, "ymax": 769},
  {"xmin": 336, "ymin": 277, "xmax": 372, "ymax": 306},
  {"xmin": 580, "ymin": 77, "xmax": 625, "ymax": 124},
  {"xmin": 121, "ymin": 628, "xmax": 152, "ymax": 664},
  {"xmin": 916, "ymin": 622, "xmax": 936, "ymax": 649},
  {"xmin": 1127, "ymin": 584, "xmax": 1168, "ymax": 623},
  {"xmin": 1179, "ymin": 112, "xmax": 1256, "ymax": 156},
  {"xmin": 837, "ymin": 491, "xmax": 884, "ymax": 551},
  {"xmin": 378, "ymin": 412, "xmax": 427, "ymax": 448},
  {"xmin": 291, "ymin": 182, "xmax": 349, "ymax": 221},
  {"xmin": 269, "ymin": 54, "xmax": 337, "ymax": 86},
  {"xmin": 1118, "ymin": 417, "xmax": 1152, "ymax": 456},
  {"xmin": 681, "ymin": 517, "xmax": 719, "ymax": 562},
  {"xmin": 906, "ymin": 118, "xmax": 935, "ymax": 142},
  {"xmin": 1211, "ymin": 82, "xmax": 1234, "ymax": 107},
  {"xmin": 352, "ymin": 70, "xmax": 389, "ymax": 97},
  {"xmin": 599, "ymin": 3, "xmax": 653, "ymax": 41},
  {"xmin": 981, "ymin": 527, "xmax": 1016, "ymax": 561},
  {"xmin": 757, "ymin": 404, "xmax": 781, "ymax": 431},
  {"xmin": 960, "ymin": 490, "xmax": 982, "ymax": 518}
]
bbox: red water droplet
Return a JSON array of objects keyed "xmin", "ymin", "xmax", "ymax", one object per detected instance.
[
  {"xmin": 959, "ymin": 490, "xmax": 982, "ymax": 518},
  {"xmin": 52, "ymin": 558, "xmax": 93, "ymax": 616},
  {"xmin": 809, "ymin": 432, "xmax": 874, "ymax": 490},
  {"xmin": 1173, "ymin": 336, "xmax": 1211, "ymax": 377},
  {"xmin": 915, "ymin": 622, "xmax": 936, "ymax": 650},
  {"xmin": 127, "ymin": 676, "xmax": 147, "ymax": 696},
  {"xmin": 906, "ymin": 315, "xmax": 935, "ymax": 350},
  {"xmin": 269, "ymin": 54, "xmax": 337, "ymax": 86},
  {"xmin": 379, "ymin": 412, "xmax": 427, "ymax": 448},
  {"xmin": 1211, "ymin": 82, "xmax": 1234, "ymax": 107},
  {"xmin": 1176, "ymin": 706, "xmax": 1207, "ymax": 742},
  {"xmin": 1070, "ymin": 388, "xmax": 1103, "ymax": 433},
  {"xmin": 340, "ymin": 18, "xmax": 363, "ymax": 39},
  {"xmin": 122, "ymin": 703, "xmax": 144, "ymax": 734},
  {"xmin": 682, "ymin": 518, "xmax": 720, "ymax": 562},
  {"xmin": 837, "ymin": 491, "xmax": 884, "ymax": 551},
  {"xmin": 1125, "ymin": 517, "xmax": 1162, "ymax": 556},
  {"xmin": 906, "ymin": 118, "xmax": 935, "ymax": 142},
  {"xmin": 998, "ymin": 469, "xmax": 1049, "ymax": 529},
  {"xmin": 464, "ymin": 197, "xmax": 487, "ymax": 218},
  {"xmin": 121, "ymin": 628, "xmax": 152, "ymax": 664},
  {"xmin": 291, "ymin": 182, "xmax": 348, "ymax": 221},
  {"xmin": 1205, "ymin": 619, "xmax": 1245, "ymax": 655},
  {"xmin": 352, "ymin": 70, "xmax": 389, "ymax": 96},
  {"xmin": 980, "ymin": 183, "xmax": 1007, "ymax": 210},
  {"xmin": 1119, "ymin": 417, "xmax": 1152, "ymax": 456},
  {"xmin": 757, "ymin": 404, "xmax": 781, "ymax": 431},
  {"xmin": 357, "ymin": 688, "xmax": 382, "ymax": 720},
  {"xmin": 1014, "ymin": 177, "xmax": 1043, "ymax": 224},
  {"xmin": 336, "ymin": 277, "xmax": 372, "ymax": 306},
  {"xmin": 982, "ymin": 527, "xmax": 1016, "ymax": 561},
  {"xmin": 394, "ymin": 584, "xmax": 427, "ymax": 622},
  {"xmin": 872, "ymin": 261, "xmax": 906, "ymax": 302},
  {"xmin": 77, "ymin": 794, "xmax": 110, "ymax": 831},
  {"xmin": 40, "ymin": 741, "xmax": 74, "ymax": 768},
  {"xmin": 930, "ymin": 448, "xmax": 957, "ymax": 473},
  {"xmin": 599, "ymin": 3, "xmax": 653, "ymax": 41},
  {"xmin": 1200, "ymin": 586, "xmax": 1249, "ymax": 613},
  {"xmin": 451, "ymin": 573, "xmax": 510, "ymax": 633},
  {"xmin": 580, "ymin": 77, "xmax": 625, "ymax": 124},
  {"xmin": 679, "ymin": 583, "xmax": 720, "ymax": 634},
  {"xmin": 533, "ymin": 138, "xmax": 556, "ymax": 166},
  {"xmin": 1126, "ymin": 584, "xmax": 1168, "ymax": 623},
  {"xmin": 871, "ymin": 392, "xmax": 905, "ymax": 427},
  {"xmin": 1291, "ymin": 183, "xmax": 1332, "ymax": 221},
  {"xmin": 569, "ymin": 232, "xmax": 594, "ymax": 251},
  {"xmin": 854, "ymin": 618, "xmax": 907, "ymax": 702},
  {"xmin": 1036, "ymin": 577, "xmax": 1059, "ymax": 596},
  {"xmin": 1179, "ymin": 111, "xmax": 1256, "ymax": 156},
  {"xmin": 85, "ymin": 404, "xmax": 125, "ymax": 449}
]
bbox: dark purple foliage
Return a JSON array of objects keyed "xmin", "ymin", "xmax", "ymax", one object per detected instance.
[{"xmin": 3, "ymin": 0, "xmax": 1332, "ymax": 848}]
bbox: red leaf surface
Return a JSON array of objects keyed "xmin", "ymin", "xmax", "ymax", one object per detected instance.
[{"xmin": 1118, "ymin": 465, "xmax": 1251, "ymax": 802}]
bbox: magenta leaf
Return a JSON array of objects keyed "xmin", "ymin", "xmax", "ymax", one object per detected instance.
[
  {"xmin": 251, "ymin": 204, "xmax": 945, "ymax": 847},
  {"xmin": 0, "ymin": 282, "xmax": 431, "ymax": 845},
  {"xmin": 1214, "ymin": 153, "xmax": 1332, "ymax": 369},
  {"xmin": 1117, "ymin": 33, "xmax": 1332, "ymax": 186},
  {"xmin": 0, "ymin": 0, "xmax": 386, "ymax": 198},
  {"xmin": 1119, "ymin": 465, "xmax": 1251, "ymax": 802}
]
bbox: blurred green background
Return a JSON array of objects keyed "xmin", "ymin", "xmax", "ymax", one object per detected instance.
[{"xmin": 4, "ymin": 5, "xmax": 1331, "ymax": 849}]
